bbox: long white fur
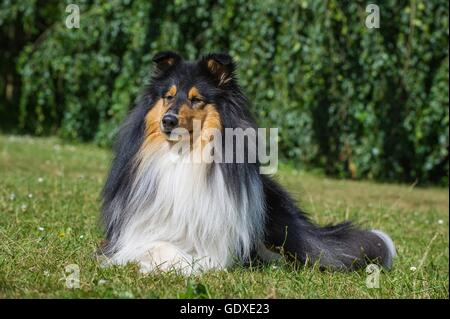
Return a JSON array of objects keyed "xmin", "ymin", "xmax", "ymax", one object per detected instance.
[{"xmin": 108, "ymin": 141, "xmax": 266, "ymax": 274}]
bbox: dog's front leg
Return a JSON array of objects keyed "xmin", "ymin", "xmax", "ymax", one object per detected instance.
[{"xmin": 137, "ymin": 241, "xmax": 197, "ymax": 275}]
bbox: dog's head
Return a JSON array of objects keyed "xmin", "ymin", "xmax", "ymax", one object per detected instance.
[{"xmin": 145, "ymin": 51, "xmax": 238, "ymax": 142}]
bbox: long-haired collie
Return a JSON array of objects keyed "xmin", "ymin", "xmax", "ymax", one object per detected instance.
[{"xmin": 100, "ymin": 51, "xmax": 396, "ymax": 274}]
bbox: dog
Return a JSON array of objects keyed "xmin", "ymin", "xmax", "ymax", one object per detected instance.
[{"xmin": 99, "ymin": 51, "xmax": 396, "ymax": 274}]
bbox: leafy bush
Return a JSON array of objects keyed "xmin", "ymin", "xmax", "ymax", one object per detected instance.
[{"xmin": 0, "ymin": 0, "xmax": 448, "ymax": 185}]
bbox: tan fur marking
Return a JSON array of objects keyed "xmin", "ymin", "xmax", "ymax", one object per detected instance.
[
  {"xmin": 177, "ymin": 103, "xmax": 221, "ymax": 148},
  {"xmin": 202, "ymin": 105, "xmax": 221, "ymax": 132},
  {"xmin": 141, "ymin": 99, "xmax": 166, "ymax": 156},
  {"xmin": 188, "ymin": 87, "xmax": 202, "ymax": 100},
  {"xmin": 206, "ymin": 60, "xmax": 231, "ymax": 86},
  {"xmin": 178, "ymin": 104, "xmax": 207, "ymax": 132},
  {"xmin": 200, "ymin": 104, "xmax": 222, "ymax": 146},
  {"xmin": 165, "ymin": 85, "xmax": 177, "ymax": 97},
  {"xmin": 207, "ymin": 60, "xmax": 220, "ymax": 73}
]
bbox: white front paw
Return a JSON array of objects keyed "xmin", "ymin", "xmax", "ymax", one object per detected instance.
[{"xmin": 137, "ymin": 242, "xmax": 196, "ymax": 275}]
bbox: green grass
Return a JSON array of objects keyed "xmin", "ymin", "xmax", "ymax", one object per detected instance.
[{"xmin": 0, "ymin": 134, "xmax": 448, "ymax": 299}]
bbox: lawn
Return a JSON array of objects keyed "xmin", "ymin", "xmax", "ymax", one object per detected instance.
[{"xmin": 0, "ymin": 134, "xmax": 448, "ymax": 298}]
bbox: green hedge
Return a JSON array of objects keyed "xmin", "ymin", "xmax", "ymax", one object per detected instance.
[{"xmin": 1, "ymin": 0, "xmax": 448, "ymax": 185}]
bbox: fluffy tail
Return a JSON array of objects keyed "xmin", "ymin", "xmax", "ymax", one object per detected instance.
[
  {"xmin": 292, "ymin": 222, "xmax": 396, "ymax": 270},
  {"xmin": 263, "ymin": 177, "xmax": 396, "ymax": 270}
]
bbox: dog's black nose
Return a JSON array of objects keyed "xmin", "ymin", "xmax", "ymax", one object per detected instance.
[{"xmin": 161, "ymin": 113, "xmax": 179, "ymax": 132}]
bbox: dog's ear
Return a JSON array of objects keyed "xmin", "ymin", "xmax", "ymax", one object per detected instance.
[
  {"xmin": 152, "ymin": 51, "xmax": 182, "ymax": 76},
  {"xmin": 199, "ymin": 53, "xmax": 236, "ymax": 86}
]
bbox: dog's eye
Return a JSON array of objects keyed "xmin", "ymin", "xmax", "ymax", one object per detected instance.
[
  {"xmin": 190, "ymin": 97, "xmax": 203, "ymax": 105},
  {"xmin": 165, "ymin": 95, "xmax": 174, "ymax": 101}
]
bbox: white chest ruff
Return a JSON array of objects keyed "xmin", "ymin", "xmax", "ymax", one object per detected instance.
[{"xmin": 109, "ymin": 147, "xmax": 265, "ymax": 273}]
